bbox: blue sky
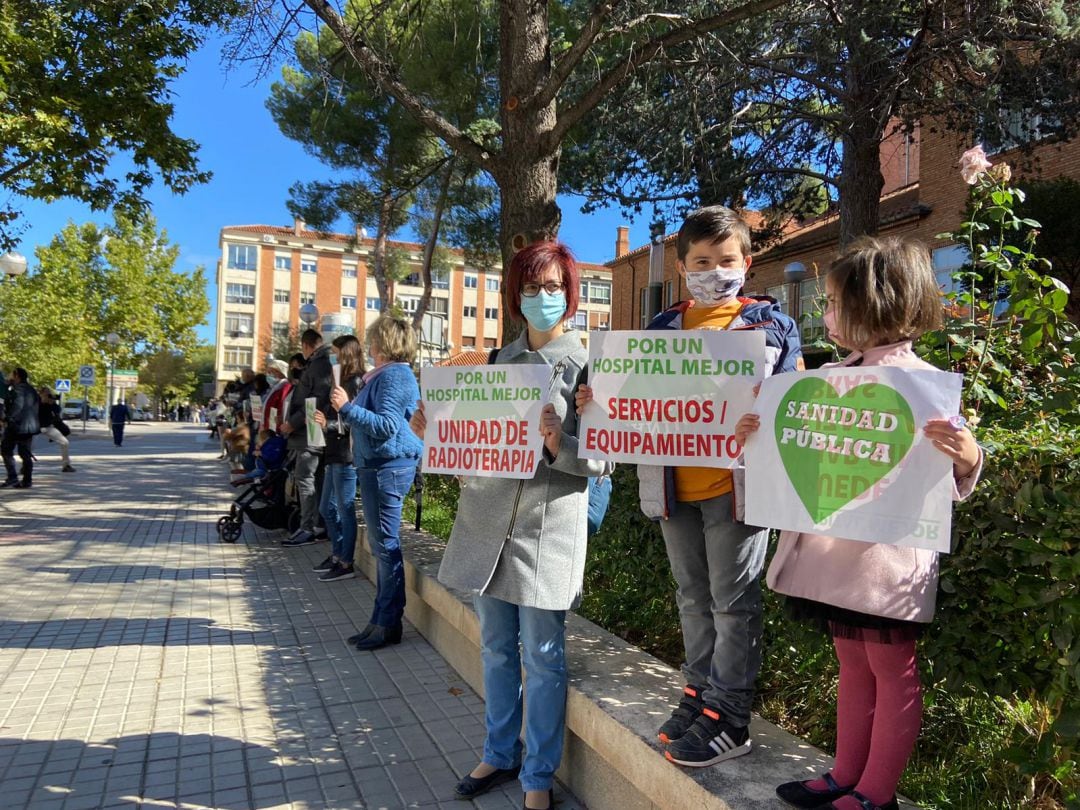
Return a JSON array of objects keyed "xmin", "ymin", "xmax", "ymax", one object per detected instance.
[{"xmin": 13, "ymin": 33, "xmax": 653, "ymax": 344}]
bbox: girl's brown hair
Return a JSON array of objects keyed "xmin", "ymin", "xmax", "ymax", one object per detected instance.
[
  {"xmin": 332, "ymin": 334, "xmax": 365, "ymax": 380},
  {"xmin": 827, "ymin": 236, "xmax": 943, "ymax": 349}
]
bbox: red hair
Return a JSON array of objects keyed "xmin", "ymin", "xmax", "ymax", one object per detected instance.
[{"xmin": 503, "ymin": 241, "xmax": 580, "ymax": 323}]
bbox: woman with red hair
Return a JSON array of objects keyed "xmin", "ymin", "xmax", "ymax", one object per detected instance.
[{"xmin": 412, "ymin": 241, "xmax": 612, "ymax": 810}]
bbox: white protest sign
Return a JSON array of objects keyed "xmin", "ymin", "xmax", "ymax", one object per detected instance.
[
  {"xmin": 578, "ymin": 330, "xmax": 766, "ymax": 467},
  {"xmin": 744, "ymin": 366, "xmax": 962, "ymax": 552},
  {"xmin": 420, "ymin": 364, "xmax": 551, "ymax": 479},
  {"xmin": 250, "ymin": 397, "xmax": 264, "ymax": 425},
  {"xmin": 268, "ymin": 407, "xmax": 279, "ymax": 430},
  {"xmin": 304, "ymin": 397, "xmax": 326, "ymax": 448}
]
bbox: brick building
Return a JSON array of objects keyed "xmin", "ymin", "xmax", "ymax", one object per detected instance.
[
  {"xmin": 215, "ymin": 220, "xmax": 611, "ymax": 389},
  {"xmin": 610, "ymin": 126, "xmax": 1080, "ymax": 352}
]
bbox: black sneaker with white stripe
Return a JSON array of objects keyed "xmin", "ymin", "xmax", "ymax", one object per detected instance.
[{"xmin": 664, "ymin": 706, "xmax": 751, "ymax": 767}]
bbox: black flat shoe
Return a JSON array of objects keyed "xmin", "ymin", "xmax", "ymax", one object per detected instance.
[
  {"xmin": 354, "ymin": 623, "xmax": 403, "ymax": 651},
  {"xmin": 777, "ymin": 773, "xmax": 853, "ymax": 807},
  {"xmin": 347, "ymin": 624, "xmax": 376, "ymax": 645},
  {"xmin": 523, "ymin": 788, "xmax": 554, "ymax": 809},
  {"xmin": 453, "ymin": 765, "xmax": 520, "ymax": 799}
]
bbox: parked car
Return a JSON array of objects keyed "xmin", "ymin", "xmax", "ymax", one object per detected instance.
[{"xmin": 61, "ymin": 400, "xmax": 88, "ymax": 420}]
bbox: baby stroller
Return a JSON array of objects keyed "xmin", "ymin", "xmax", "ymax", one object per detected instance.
[{"xmin": 216, "ymin": 436, "xmax": 298, "ymax": 542}]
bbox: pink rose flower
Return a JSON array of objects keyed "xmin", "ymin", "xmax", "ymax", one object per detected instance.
[{"xmin": 959, "ymin": 144, "xmax": 993, "ymax": 185}]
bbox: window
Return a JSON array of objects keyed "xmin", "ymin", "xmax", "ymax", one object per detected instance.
[
  {"xmin": 225, "ymin": 283, "xmax": 255, "ymax": 305},
  {"xmin": 273, "ymin": 289, "xmax": 290, "ymax": 303},
  {"xmin": 366, "ymin": 297, "xmax": 381, "ymax": 311},
  {"xmin": 300, "ymin": 291, "xmax": 316, "ymax": 305},
  {"xmin": 429, "ymin": 297, "xmax": 448, "ymax": 315},
  {"xmin": 343, "ymin": 265, "xmax": 357, "ymax": 278},
  {"xmin": 227, "ymin": 244, "xmax": 258, "ymax": 271},
  {"xmin": 798, "ymin": 278, "xmax": 825, "ymax": 343},
  {"xmin": 432, "ymin": 267, "xmax": 449, "ymax": 289},
  {"xmin": 932, "ymin": 245, "xmax": 969, "ymax": 296},
  {"xmin": 464, "ymin": 274, "xmax": 478, "ymax": 289},
  {"xmin": 223, "ymin": 348, "xmax": 253, "ymax": 370},
  {"xmin": 274, "ymin": 255, "xmax": 292, "ymax": 271},
  {"xmin": 485, "ymin": 277, "xmax": 500, "ymax": 292},
  {"xmin": 766, "ymin": 284, "xmax": 790, "ymax": 315},
  {"xmin": 597, "ymin": 315, "xmax": 610, "ymax": 330},
  {"xmin": 664, "ymin": 280, "xmax": 674, "ymax": 307},
  {"xmin": 589, "ymin": 282, "xmax": 611, "ymax": 304},
  {"xmin": 463, "ymin": 305, "xmax": 477, "ymax": 318},
  {"xmin": 223, "ymin": 313, "xmax": 254, "ymax": 335},
  {"xmin": 341, "ymin": 296, "xmax": 357, "ymax": 309},
  {"xmin": 300, "ymin": 259, "xmax": 317, "ymax": 274},
  {"xmin": 399, "ymin": 297, "xmax": 419, "ymax": 313},
  {"xmin": 272, "ymin": 322, "xmax": 290, "ymax": 337},
  {"xmin": 568, "ymin": 312, "xmax": 587, "ymax": 330},
  {"xmin": 639, "ymin": 288, "xmax": 649, "ymax": 328},
  {"xmin": 401, "ymin": 273, "xmax": 421, "ymax": 287},
  {"xmin": 484, "ymin": 307, "xmax": 498, "ymax": 320}
]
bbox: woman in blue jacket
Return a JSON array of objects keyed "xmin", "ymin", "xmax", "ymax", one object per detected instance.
[{"xmin": 330, "ymin": 315, "xmax": 422, "ymax": 651}]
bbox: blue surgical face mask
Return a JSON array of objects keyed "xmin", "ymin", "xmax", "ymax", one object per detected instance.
[{"xmin": 520, "ymin": 290, "xmax": 567, "ymax": 332}]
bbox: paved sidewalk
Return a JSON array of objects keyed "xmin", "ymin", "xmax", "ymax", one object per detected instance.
[{"xmin": 0, "ymin": 423, "xmax": 584, "ymax": 810}]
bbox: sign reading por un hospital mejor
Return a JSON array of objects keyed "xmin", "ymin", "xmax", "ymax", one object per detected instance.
[
  {"xmin": 578, "ymin": 330, "xmax": 766, "ymax": 467},
  {"xmin": 420, "ymin": 364, "xmax": 551, "ymax": 479}
]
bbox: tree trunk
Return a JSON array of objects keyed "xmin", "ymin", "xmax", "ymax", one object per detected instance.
[
  {"xmin": 371, "ymin": 190, "xmax": 395, "ymax": 309},
  {"xmin": 496, "ymin": 0, "xmax": 562, "ymax": 343},
  {"xmin": 838, "ymin": 18, "xmax": 890, "ymax": 247},
  {"xmin": 413, "ymin": 159, "xmax": 455, "ymax": 330}
]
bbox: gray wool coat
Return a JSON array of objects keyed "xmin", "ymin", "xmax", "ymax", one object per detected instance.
[{"xmin": 436, "ymin": 330, "xmax": 614, "ymax": 611}]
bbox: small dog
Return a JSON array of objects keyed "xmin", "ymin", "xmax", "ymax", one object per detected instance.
[{"xmin": 221, "ymin": 424, "xmax": 251, "ymax": 468}]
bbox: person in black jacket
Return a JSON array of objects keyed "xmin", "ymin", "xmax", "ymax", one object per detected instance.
[
  {"xmin": 281, "ymin": 329, "xmax": 333, "ymax": 547},
  {"xmin": 37, "ymin": 387, "xmax": 75, "ymax": 472},
  {"xmin": 1, "ymin": 368, "xmax": 40, "ymax": 488}
]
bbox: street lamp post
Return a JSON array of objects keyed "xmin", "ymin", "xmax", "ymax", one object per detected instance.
[{"xmin": 106, "ymin": 332, "xmax": 120, "ymax": 410}]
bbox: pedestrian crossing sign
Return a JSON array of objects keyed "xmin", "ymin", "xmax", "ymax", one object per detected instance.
[{"xmin": 55, "ymin": 379, "xmax": 71, "ymax": 392}]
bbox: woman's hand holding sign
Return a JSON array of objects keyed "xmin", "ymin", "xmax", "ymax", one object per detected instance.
[
  {"xmin": 540, "ymin": 403, "xmax": 562, "ymax": 458},
  {"xmin": 329, "ymin": 386, "xmax": 349, "ymax": 411},
  {"xmin": 733, "ymin": 413, "xmax": 761, "ymax": 449},
  {"xmin": 574, "ymin": 384, "xmax": 593, "ymax": 415}
]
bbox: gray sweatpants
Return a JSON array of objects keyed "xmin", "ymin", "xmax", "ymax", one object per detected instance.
[{"xmin": 293, "ymin": 447, "xmax": 324, "ymax": 532}]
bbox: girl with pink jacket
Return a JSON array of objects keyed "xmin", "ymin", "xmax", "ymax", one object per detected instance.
[{"xmin": 736, "ymin": 237, "xmax": 982, "ymax": 810}]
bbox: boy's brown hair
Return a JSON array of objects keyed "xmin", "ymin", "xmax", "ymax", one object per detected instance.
[
  {"xmin": 827, "ymin": 236, "xmax": 943, "ymax": 350},
  {"xmin": 676, "ymin": 205, "xmax": 752, "ymax": 261}
]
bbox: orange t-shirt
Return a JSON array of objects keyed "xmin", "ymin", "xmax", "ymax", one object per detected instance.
[{"xmin": 673, "ymin": 300, "xmax": 743, "ymax": 502}]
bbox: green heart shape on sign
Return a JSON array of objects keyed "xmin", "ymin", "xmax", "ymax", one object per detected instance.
[{"xmin": 775, "ymin": 377, "xmax": 916, "ymax": 524}]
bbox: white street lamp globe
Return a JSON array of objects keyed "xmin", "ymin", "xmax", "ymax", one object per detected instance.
[
  {"xmin": 106, "ymin": 332, "xmax": 121, "ymax": 346},
  {"xmin": 0, "ymin": 251, "xmax": 28, "ymax": 278},
  {"xmin": 299, "ymin": 303, "xmax": 320, "ymax": 325}
]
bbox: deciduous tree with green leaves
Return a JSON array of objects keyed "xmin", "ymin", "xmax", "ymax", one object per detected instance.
[
  {"xmin": 0, "ymin": 0, "xmax": 239, "ymax": 249},
  {"xmin": 0, "ymin": 214, "xmax": 210, "ymax": 399}
]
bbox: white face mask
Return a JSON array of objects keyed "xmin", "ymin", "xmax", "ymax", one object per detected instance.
[{"xmin": 685, "ymin": 267, "xmax": 745, "ymax": 306}]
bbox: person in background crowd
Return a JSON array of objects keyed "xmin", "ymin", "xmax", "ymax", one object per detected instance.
[
  {"xmin": 37, "ymin": 387, "xmax": 75, "ymax": 473},
  {"xmin": 110, "ymin": 398, "xmax": 132, "ymax": 447},
  {"xmin": 312, "ymin": 334, "xmax": 366, "ymax": 583},
  {"xmin": 282, "ymin": 331, "xmax": 332, "ymax": 547},
  {"xmin": 1, "ymin": 368, "xmax": 40, "ymax": 488},
  {"xmin": 263, "ymin": 359, "xmax": 291, "ymax": 432}
]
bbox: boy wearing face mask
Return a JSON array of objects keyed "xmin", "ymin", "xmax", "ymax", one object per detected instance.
[{"xmin": 582, "ymin": 206, "xmax": 801, "ymax": 768}]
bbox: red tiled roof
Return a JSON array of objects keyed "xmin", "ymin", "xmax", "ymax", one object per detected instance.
[{"xmin": 437, "ymin": 350, "xmax": 490, "ymax": 366}]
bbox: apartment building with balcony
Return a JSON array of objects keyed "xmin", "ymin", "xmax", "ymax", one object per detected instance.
[{"xmin": 215, "ymin": 219, "xmax": 613, "ymax": 388}]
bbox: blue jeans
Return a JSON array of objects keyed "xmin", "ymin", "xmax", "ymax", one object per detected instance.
[
  {"xmin": 356, "ymin": 464, "xmax": 413, "ymax": 627},
  {"xmin": 660, "ymin": 493, "xmax": 767, "ymax": 728},
  {"xmin": 319, "ymin": 462, "xmax": 358, "ymax": 564},
  {"xmin": 473, "ymin": 594, "xmax": 567, "ymax": 793}
]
